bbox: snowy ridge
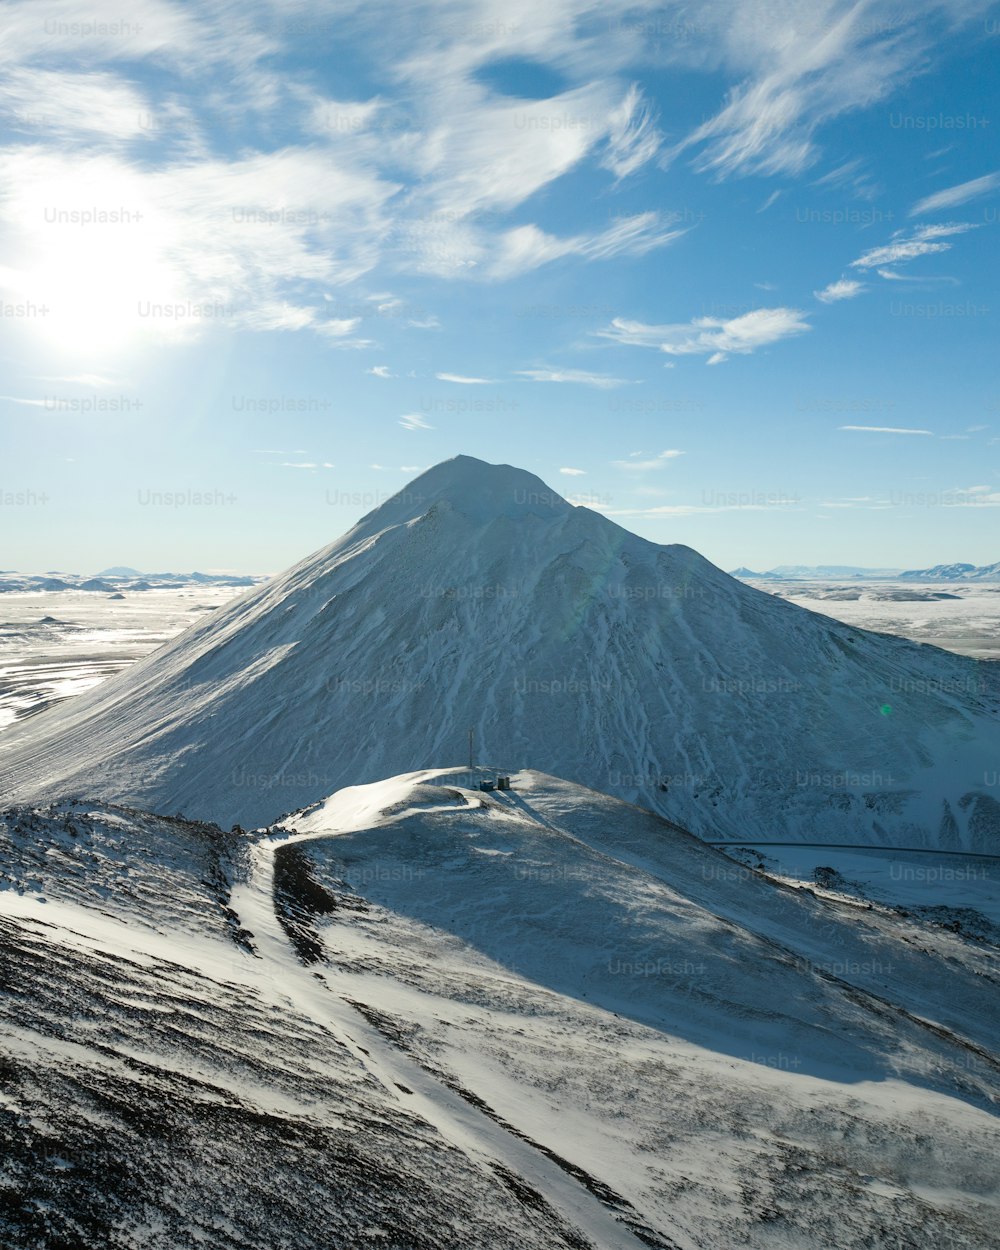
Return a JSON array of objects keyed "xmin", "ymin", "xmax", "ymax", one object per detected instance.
[
  {"xmin": 1, "ymin": 767, "xmax": 998, "ymax": 1248},
  {"xmin": 1, "ymin": 456, "xmax": 997, "ymax": 848}
]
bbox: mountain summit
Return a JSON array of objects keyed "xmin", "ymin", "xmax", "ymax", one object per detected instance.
[
  {"xmin": 361, "ymin": 455, "xmax": 573, "ymax": 528},
  {"xmin": 1, "ymin": 456, "xmax": 997, "ymax": 845}
]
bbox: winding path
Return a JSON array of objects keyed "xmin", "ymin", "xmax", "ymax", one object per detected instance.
[{"xmin": 229, "ymin": 807, "xmax": 678, "ymax": 1250}]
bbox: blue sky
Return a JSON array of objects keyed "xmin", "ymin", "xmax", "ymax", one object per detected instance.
[{"xmin": 0, "ymin": 0, "xmax": 998, "ymax": 573}]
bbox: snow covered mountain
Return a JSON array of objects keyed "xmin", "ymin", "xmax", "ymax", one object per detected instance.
[
  {"xmin": 2, "ymin": 768, "xmax": 998, "ymax": 1248},
  {"xmin": 899, "ymin": 561, "xmax": 1000, "ymax": 582},
  {"xmin": 736, "ymin": 566, "xmax": 906, "ymax": 580},
  {"xmin": 1, "ymin": 456, "xmax": 997, "ymax": 847},
  {"xmin": 0, "ymin": 569, "xmax": 261, "ymax": 593}
]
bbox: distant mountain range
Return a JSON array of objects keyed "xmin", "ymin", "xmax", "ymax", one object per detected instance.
[
  {"xmin": 898, "ymin": 561, "xmax": 1000, "ymax": 581},
  {"xmin": 0, "ymin": 569, "xmax": 263, "ymax": 594},
  {"xmin": 731, "ymin": 562, "xmax": 1000, "ymax": 582}
]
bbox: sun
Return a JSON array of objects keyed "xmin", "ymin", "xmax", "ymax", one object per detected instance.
[{"xmin": 13, "ymin": 166, "xmax": 188, "ymax": 359}]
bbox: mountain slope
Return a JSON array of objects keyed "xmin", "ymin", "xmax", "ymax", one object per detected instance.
[
  {"xmin": 1, "ymin": 456, "xmax": 997, "ymax": 846},
  {"xmin": 2, "ymin": 769, "xmax": 998, "ymax": 1248}
]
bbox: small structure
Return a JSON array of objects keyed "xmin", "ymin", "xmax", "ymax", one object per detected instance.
[
  {"xmin": 479, "ymin": 779, "xmax": 495, "ymax": 792},
  {"xmin": 496, "ymin": 775, "xmax": 511, "ymax": 791}
]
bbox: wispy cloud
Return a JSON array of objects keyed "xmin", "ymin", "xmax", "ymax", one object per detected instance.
[
  {"xmin": 812, "ymin": 157, "xmax": 881, "ymax": 201},
  {"xmin": 517, "ymin": 366, "xmax": 637, "ymax": 389},
  {"xmin": 399, "ymin": 412, "xmax": 433, "ymax": 430},
  {"xmin": 946, "ymin": 485, "xmax": 1000, "ymax": 506},
  {"xmin": 665, "ymin": 4, "xmax": 980, "ymax": 180},
  {"xmin": 851, "ymin": 222, "xmax": 977, "ymax": 270},
  {"xmin": 483, "ymin": 213, "xmax": 686, "ymax": 280},
  {"xmin": 814, "ymin": 278, "xmax": 865, "ymax": 303},
  {"xmin": 598, "ymin": 307, "xmax": 810, "ymax": 364},
  {"xmin": 367, "ymin": 365, "xmax": 393, "ymax": 378},
  {"xmin": 601, "ymin": 85, "xmax": 662, "ymax": 180},
  {"xmin": 559, "ymin": 467, "xmax": 587, "ymax": 476},
  {"xmin": 819, "ymin": 499, "xmax": 892, "ymax": 509},
  {"xmin": 318, "ymin": 318, "xmax": 362, "ymax": 337},
  {"xmin": 839, "ymin": 425, "xmax": 934, "ymax": 435},
  {"xmin": 0, "ymin": 68, "xmax": 152, "ymax": 142},
  {"xmin": 910, "ymin": 171, "xmax": 1000, "ymax": 216},
  {"xmin": 612, "ymin": 450, "xmax": 685, "ymax": 471},
  {"xmin": 435, "ymin": 372, "xmax": 494, "ymax": 384},
  {"xmin": 875, "ymin": 268, "xmax": 960, "ymax": 285},
  {"xmin": 0, "ymin": 395, "xmax": 46, "ymax": 408}
]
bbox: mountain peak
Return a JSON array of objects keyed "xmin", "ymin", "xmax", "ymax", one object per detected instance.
[{"xmin": 366, "ymin": 455, "xmax": 572, "ymax": 528}]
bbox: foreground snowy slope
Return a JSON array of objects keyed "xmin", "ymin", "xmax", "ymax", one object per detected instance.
[
  {"xmin": 2, "ymin": 456, "xmax": 997, "ymax": 847},
  {"xmin": 2, "ymin": 769, "xmax": 997, "ymax": 1249},
  {"xmin": 0, "ymin": 803, "xmax": 607, "ymax": 1250}
]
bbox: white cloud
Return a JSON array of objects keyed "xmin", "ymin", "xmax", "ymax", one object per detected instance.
[
  {"xmin": 0, "ymin": 395, "xmax": 47, "ymax": 408},
  {"xmin": 601, "ymin": 85, "xmax": 662, "ymax": 179},
  {"xmin": 0, "ymin": 0, "xmax": 212, "ymax": 70},
  {"xmin": 758, "ymin": 190, "xmax": 781, "ymax": 213},
  {"xmin": 812, "ymin": 158, "xmax": 880, "ymax": 201},
  {"xmin": 815, "ymin": 278, "xmax": 865, "ymax": 303},
  {"xmin": 910, "ymin": 171, "xmax": 1000, "ymax": 216},
  {"xmin": 435, "ymin": 372, "xmax": 494, "ymax": 384},
  {"xmin": 1, "ymin": 0, "xmax": 987, "ymax": 363},
  {"xmin": 819, "ymin": 498, "xmax": 893, "ymax": 510},
  {"xmin": 318, "ymin": 318, "xmax": 363, "ymax": 337},
  {"xmin": 598, "ymin": 306, "xmax": 810, "ymax": 363},
  {"xmin": 305, "ymin": 97, "xmax": 384, "ymax": 140},
  {"xmin": 851, "ymin": 222, "xmax": 977, "ymax": 270},
  {"xmin": 559, "ymin": 467, "xmax": 587, "ymax": 476},
  {"xmin": 612, "ymin": 450, "xmax": 685, "ymax": 471},
  {"xmin": 281, "ymin": 461, "xmax": 335, "ymax": 470},
  {"xmin": 242, "ymin": 302, "xmax": 316, "ymax": 333},
  {"xmin": 839, "ymin": 425, "xmax": 934, "ymax": 435},
  {"xmin": 517, "ymin": 367, "xmax": 637, "ymax": 389},
  {"xmin": 665, "ymin": 3, "xmax": 977, "ymax": 180},
  {"xmin": 367, "ymin": 365, "xmax": 393, "ymax": 378},
  {"xmin": 0, "ymin": 68, "xmax": 152, "ymax": 141},
  {"xmin": 399, "ymin": 412, "xmax": 433, "ymax": 430},
  {"xmin": 0, "ymin": 144, "xmax": 399, "ymax": 348},
  {"xmin": 452, "ymin": 212, "xmax": 686, "ymax": 281},
  {"xmin": 380, "ymin": 76, "xmax": 629, "ymax": 245},
  {"xmin": 874, "ymin": 268, "xmax": 960, "ymax": 285}
]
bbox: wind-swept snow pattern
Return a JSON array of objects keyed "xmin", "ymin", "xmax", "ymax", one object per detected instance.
[
  {"xmin": 1, "ymin": 456, "xmax": 997, "ymax": 848},
  {"xmin": 2, "ymin": 768, "xmax": 997, "ymax": 1249}
]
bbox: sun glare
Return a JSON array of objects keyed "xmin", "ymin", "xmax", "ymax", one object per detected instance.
[{"xmin": 17, "ymin": 168, "xmax": 186, "ymax": 358}]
